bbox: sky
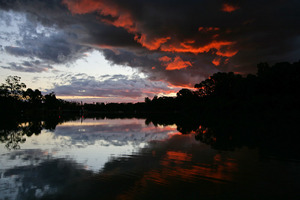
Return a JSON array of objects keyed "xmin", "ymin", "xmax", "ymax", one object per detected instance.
[{"xmin": 0, "ymin": 0, "xmax": 299, "ymax": 103}]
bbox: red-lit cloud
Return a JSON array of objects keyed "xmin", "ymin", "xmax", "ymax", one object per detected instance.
[
  {"xmin": 159, "ymin": 56, "xmax": 192, "ymax": 71},
  {"xmin": 221, "ymin": 3, "xmax": 240, "ymax": 12},
  {"xmin": 158, "ymin": 56, "xmax": 172, "ymax": 62},
  {"xmin": 63, "ymin": 0, "xmax": 238, "ymax": 61},
  {"xmin": 135, "ymin": 34, "xmax": 171, "ymax": 50},
  {"xmin": 63, "ymin": 0, "xmax": 137, "ymax": 33},
  {"xmin": 212, "ymin": 57, "xmax": 221, "ymax": 66},
  {"xmin": 161, "ymin": 40, "xmax": 236, "ymax": 56},
  {"xmin": 62, "ymin": 0, "xmax": 102, "ymax": 14},
  {"xmin": 216, "ymin": 50, "xmax": 238, "ymax": 57},
  {"xmin": 2, "ymin": 0, "xmax": 299, "ymax": 98}
]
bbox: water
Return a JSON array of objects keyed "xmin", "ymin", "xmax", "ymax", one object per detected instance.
[{"xmin": 0, "ymin": 117, "xmax": 299, "ymax": 200}]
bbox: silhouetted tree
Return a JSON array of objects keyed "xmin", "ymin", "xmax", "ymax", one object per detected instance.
[
  {"xmin": 194, "ymin": 78, "xmax": 215, "ymax": 97},
  {"xmin": 145, "ymin": 97, "xmax": 151, "ymax": 104},
  {"xmin": 195, "ymin": 72, "xmax": 245, "ymax": 98},
  {"xmin": 23, "ymin": 88, "xmax": 43, "ymax": 105},
  {"xmin": 176, "ymin": 89, "xmax": 194, "ymax": 99},
  {"xmin": 0, "ymin": 76, "xmax": 26, "ymax": 99},
  {"xmin": 44, "ymin": 92, "xmax": 59, "ymax": 109}
]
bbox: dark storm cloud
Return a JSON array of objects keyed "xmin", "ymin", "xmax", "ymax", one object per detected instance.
[
  {"xmin": 1, "ymin": 60, "xmax": 53, "ymax": 73},
  {"xmin": 1, "ymin": 0, "xmax": 299, "ymax": 86},
  {"xmin": 4, "ymin": 18, "xmax": 91, "ymax": 64},
  {"xmin": 102, "ymin": 49, "xmax": 215, "ymax": 86}
]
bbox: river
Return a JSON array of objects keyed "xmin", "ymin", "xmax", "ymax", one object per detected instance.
[{"xmin": 0, "ymin": 117, "xmax": 299, "ymax": 199}]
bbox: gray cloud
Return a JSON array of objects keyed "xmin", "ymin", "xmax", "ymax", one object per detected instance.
[
  {"xmin": 1, "ymin": 60, "xmax": 54, "ymax": 73},
  {"xmin": 49, "ymin": 73, "xmax": 178, "ymax": 100},
  {"xmin": 4, "ymin": 19, "xmax": 91, "ymax": 64}
]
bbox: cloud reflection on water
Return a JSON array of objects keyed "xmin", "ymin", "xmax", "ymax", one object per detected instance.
[
  {"xmin": 0, "ymin": 118, "xmax": 179, "ymax": 200},
  {"xmin": 1, "ymin": 118, "xmax": 300, "ymax": 200}
]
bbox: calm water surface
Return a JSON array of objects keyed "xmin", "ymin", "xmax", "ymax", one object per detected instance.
[{"xmin": 0, "ymin": 118, "xmax": 299, "ymax": 199}]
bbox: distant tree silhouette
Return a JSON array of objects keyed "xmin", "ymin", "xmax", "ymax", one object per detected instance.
[
  {"xmin": 256, "ymin": 62, "xmax": 270, "ymax": 77},
  {"xmin": 144, "ymin": 97, "xmax": 151, "ymax": 104},
  {"xmin": 194, "ymin": 77, "xmax": 215, "ymax": 97},
  {"xmin": 0, "ymin": 84, "xmax": 9, "ymax": 97},
  {"xmin": 0, "ymin": 76, "xmax": 26, "ymax": 99},
  {"xmin": 0, "ymin": 76, "xmax": 81, "ymax": 115},
  {"xmin": 194, "ymin": 72, "xmax": 245, "ymax": 98},
  {"xmin": 23, "ymin": 88, "xmax": 43, "ymax": 105},
  {"xmin": 44, "ymin": 92, "xmax": 60, "ymax": 109},
  {"xmin": 176, "ymin": 88, "xmax": 195, "ymax": 99}
]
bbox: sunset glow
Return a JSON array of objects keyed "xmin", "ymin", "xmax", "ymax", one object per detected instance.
[
  {"xmin": 0, "ymin": 0, "xmax": 299, "ymax": 102},
  {"xmin": 1, "ymin": 1, "xmax": 300, "ymax": 199}
]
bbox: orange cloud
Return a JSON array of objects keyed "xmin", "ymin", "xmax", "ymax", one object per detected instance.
[
  {"xmin": 63, "ymin": 0, "xmax": 136, "ymax": 33},
  {"xmin": 64, "ymin": 0, "xmax": 173, "ymax": 50},
  {"xmin": 212, "ymin": 57, "xmax": 221, "ymax": 66},
  {"xmin": 160, "ymin": 56, "xmax": 192, "ymax": 71},
  {"xmin": 161, "ymin": 40, "xmax": 234, "ymax": 55},
  {"xmin": 221, "ymin": 3, "xmax": 239, "ymax": 12},
  {"xmin": 216, "ymin": 50, "xmax": 238, "ymax": 57},
  {"xmin": 62, "ymin": 0, "xmax": 102, "ymax": 14},
  {"xmin": 180, "ymin": 40, "xmax": 195, "ymax": 49},
  {"xmin": 63, "ymin": 0, "xmax": 238, "ymax": 62},
  {"xmin": 102, "ymin": 13, "xmax": 136, "ymax": 33},
  {"xmin": 135, "ymin": 34, "xmax": 171, "ymax": 50},
  {"xmin": 162, "ymin": 82, "xmax": 196, "ymax": 90},
  {"xmin": 158, "ymin": 56, "xmax": 172, "ymax": 62}
]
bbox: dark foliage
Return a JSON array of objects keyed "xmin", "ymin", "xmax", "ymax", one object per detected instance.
[
  {"xmin": 1, "ymin": 61, "xmax": 299, "ymax": 154},
  {"xmin": 0, "ymin": 76, "xmax": 81, "ymax": 116}
]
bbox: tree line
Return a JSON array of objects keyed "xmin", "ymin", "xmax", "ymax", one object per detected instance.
[
  {"xmin": 83, "ymin": 61, "xmax": 300, "ymax": 116},
  {"xmin": 1, "ymin": 61, "xmax": 299, "ymax": 117},
  {"xmin": 0, "ymin": 76, "xmax": 80, "ymax": 116}
]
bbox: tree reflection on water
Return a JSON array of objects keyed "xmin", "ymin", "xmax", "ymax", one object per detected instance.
[
  {"xmin": 0, "ymin": 115, "xmax": 78, "ymax": 150},
  {"xmin": 0, "ymin": 120, "xmax": 47, "ymax": 150},
  {"xmin": 1, "ymin": 112, "xmax": 299, "ymax": 159}
]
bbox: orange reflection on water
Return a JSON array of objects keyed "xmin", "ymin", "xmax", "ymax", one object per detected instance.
[
  {"xmin": 143, "ymin": 151, "xmax": 238, "ymax": 187},
  {"xmin": 114, "ymin": 138, "xmax": 239, "ymax": 199},
  {"xmin": 166, "ymin": 151, "xmax": 192, "ymax": 162}
]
